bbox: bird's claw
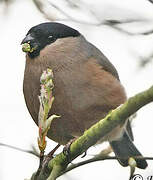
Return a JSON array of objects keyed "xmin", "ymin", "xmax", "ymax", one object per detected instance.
[{"xmin": 63, "ymin": 138, "xmax": 77, "ymax": 162}]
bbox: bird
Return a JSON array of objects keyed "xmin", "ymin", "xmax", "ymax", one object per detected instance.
[{"xmin": 21, "ymin": 22, "xmax": 147, "ymax": 169}]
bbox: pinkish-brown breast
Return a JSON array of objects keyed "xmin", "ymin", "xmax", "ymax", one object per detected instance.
[{"xmin": 23, "ymin": 36, "xmax": 126, "ymax": 145}]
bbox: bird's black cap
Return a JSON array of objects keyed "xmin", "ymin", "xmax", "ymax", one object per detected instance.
[
  {"xmin": 28, "ymin": 22, "xmax": 80, "ymax": 39},
  {"xmin": 22, "ymin": 22, "xmax": 81, "ymax": 58}
]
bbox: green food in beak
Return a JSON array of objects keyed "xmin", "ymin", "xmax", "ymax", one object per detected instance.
[
  {"xmin": 22, "ymin": 43, "xmax": 31, "ymax": 52},
  {"xmin": 22, "ymin": 43, "xmax": 37, "ymax": 53}
]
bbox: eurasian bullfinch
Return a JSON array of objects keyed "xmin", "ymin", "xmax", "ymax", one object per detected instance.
[{"xmin": 21, "ymin": 22, "xmax": 147, "ymax": 169}]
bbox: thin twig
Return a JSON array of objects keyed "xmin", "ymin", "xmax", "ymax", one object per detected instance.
[
  {"xmin": 141, "ymin": 29, "xmax": 153, "ymax": 35},
  {"xmin": 34, "ymin": 151, "xmax": 45, "ymax": 180},
  {"xmin": 64, "ymin": 0, "xmax": 80, "ymax": 8},
  {"xmin": 0, "ymin": 143, "xmax": 39, "ymax": 157},
  {"xmin": 61, "ymin": 155, "xmax": 153, "ymax": 176}
]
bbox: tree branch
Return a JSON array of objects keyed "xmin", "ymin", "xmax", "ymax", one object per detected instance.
[{"xmin": 32, "ymin": 85, "xmax": 153, "ymax": 180}]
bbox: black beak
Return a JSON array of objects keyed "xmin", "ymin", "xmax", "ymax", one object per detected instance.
[{"xmin": 21, "ymin": 34, "xmax": 34, "ymax": 45}]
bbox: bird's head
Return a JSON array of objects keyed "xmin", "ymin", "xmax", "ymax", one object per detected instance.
[{"xmin": 21, "ymin": 22, "xmax": 80, "ymax": 59}]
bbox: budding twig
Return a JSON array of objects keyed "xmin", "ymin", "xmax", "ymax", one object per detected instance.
[
  {"xmin": 35, "ymin": 68, "xmax": 60, "ymax": 179},
  {"xmin": 38, "ymin": 68, "xmax": 60, "ymax": 153}
]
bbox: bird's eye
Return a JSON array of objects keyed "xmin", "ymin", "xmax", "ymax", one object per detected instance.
[
  {"xmin": 48, "ymin": 35, "xmax": 53, "ymax": 39},
  {"xmin": 46, "ymin": 35, "xmax": 56, "ymax": 44}
]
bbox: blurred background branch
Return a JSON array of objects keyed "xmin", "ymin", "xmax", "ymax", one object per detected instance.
[
  {"xmin": 148, "ymin": 0, "xmax": 153, "ymax": 4},
  {"xmin": 0, "ymin": 0, "xmax": 13, "ymax": 5},
  {"xmin": 0, "ymin": 143, "xmax": 39, "ymax": 157}
]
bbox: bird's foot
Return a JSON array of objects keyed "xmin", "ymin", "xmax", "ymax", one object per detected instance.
[{"xmin": 63, "ymin": 138, "xmax": 77, "ymax": 162}]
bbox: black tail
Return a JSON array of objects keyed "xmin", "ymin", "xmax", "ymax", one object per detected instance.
[{"xmin": 110, "ymin": 132, "xmax": 148, "ymax": 169}]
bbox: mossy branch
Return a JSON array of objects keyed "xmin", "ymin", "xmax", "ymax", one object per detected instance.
[
  {"xmin": 31, "ymin": 85, "xmax": 153, "ymax": 180},
  {"xmin": 30, "ymin": 69, "xmax": 153, "ymax": 180}
]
